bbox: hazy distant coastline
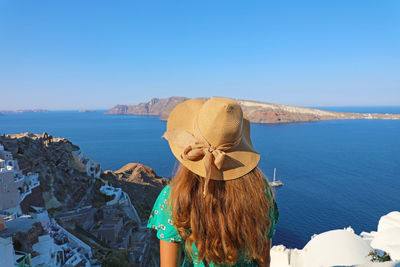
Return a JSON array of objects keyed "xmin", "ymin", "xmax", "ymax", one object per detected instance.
[
  {"xmin": 0, "ymin": 109, "xmax": 50, "ymax": 114},
  {"xmin": 105, "ymin": 97, "xmax": 400, "ymax": 124}
]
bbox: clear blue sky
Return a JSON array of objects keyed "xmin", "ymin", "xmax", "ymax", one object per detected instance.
[{"xmin": 0, "ymin": 0, "xmax": 399, "ymax": 110}]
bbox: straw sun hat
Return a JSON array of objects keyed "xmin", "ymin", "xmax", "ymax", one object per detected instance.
[{"xmin": 163, "ymin": 97, "xmax": 260, "ymax": 194}]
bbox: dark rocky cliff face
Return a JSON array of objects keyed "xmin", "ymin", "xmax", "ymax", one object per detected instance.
[
  {"xmin": 0, "ymin": 132, "xmax": 168, "ymax": 266},
  {"xmin": 0, "ymin": 132, "xmax": 168, "ymax": 219},
  {"xmin": 105, "ymin": 96, "xmax": 190, "ymax": 120},
  {"xmin": 102, "ymin": 163, "xmax": 169, "ymax": 220},
  {"xmin": 0, "ymin": 132, "xmax": 92, "ymax": 210}
]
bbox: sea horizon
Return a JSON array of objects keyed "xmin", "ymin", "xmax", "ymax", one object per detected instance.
[{"xmin": 2, "ymin": 104, "xmax": 400, "ymax": 114}]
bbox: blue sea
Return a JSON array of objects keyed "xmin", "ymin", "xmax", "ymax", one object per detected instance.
[{"xmin": 1, "ymin": 106, "xmax": 399, "ymax": 249}]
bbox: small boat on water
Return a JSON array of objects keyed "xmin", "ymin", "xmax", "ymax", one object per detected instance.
[{"xmin": 269, "ymin": 168, "xmax": 283, "ymax": 187}]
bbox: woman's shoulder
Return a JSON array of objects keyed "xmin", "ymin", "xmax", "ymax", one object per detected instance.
[
  {"xmin": 160, "ymin": 184, "xmax": 171, "ymax": 197},
  {"xmin": 147, "ymin": 184, "xmax": 183, "ymax": 242},
  {"xmin": 150, "ymin": 184, "xmax": 172, "ymax": 217}
]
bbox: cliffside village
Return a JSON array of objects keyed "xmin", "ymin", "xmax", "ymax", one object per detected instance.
[{"xmin": 0, "ymin": 138, "xmax": 153, "ymax": 267}]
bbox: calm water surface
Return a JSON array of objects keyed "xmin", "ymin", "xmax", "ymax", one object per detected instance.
[{"xmin": 1, "ymin": 107, "xmax": 399, "ymax": 248}]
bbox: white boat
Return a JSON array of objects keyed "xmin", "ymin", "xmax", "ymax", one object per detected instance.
[{"xmin": 269, "ymin": 168, "xmax": 283, "ymax": 187}]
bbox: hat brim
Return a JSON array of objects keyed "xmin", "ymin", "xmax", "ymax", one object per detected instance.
[{"xmin": 166, "ymin": 98, "xmax": 260, "ymax": 181}]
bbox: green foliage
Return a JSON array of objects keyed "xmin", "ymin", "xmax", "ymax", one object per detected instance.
[
  {"xmin": 369, "ymin": 250, "xmax": 391, "ymax": 262},
  {"xmin": 55, "ymin": 218, "xmax": 63, "ymax": 226},
  {"xmin": 47, "ymin": 206, "xmax": 63, "ymax": 214},
  {"xmin": 92, "ymin": 193, "xmax": 114, "ymax": 208},
  {"xmin": 74, "ymin": 224, "xmax": 109, "ymax": 248},
  {"xmin": 101, "ymin": 251, "xmax": 132, "ymax": 267},
  {"xmin": 33, "ymin": 221, "xmax": 43, "ymax": 230},
  {"xmin": 93, "ymin": 179, "xmax": 106, "ymax": 191},
  {"xmin": 92, "ymin": 179, "xmax": 114, "ymax": 208},
  {"xmin": 40, "ymin": 175, "xmax": 52, "ymax": 191},
  {"xmin": 15, "ymin": 153, "xmax": 25, "ymax": 159},
  {"xmin": 130, "ymin": 198, "xmax": 151, "ymax": 219},
  {"xmin": 124, "ymin": 219, "xmax": 138, "ymax": 228},
  {"xmin": 65, "ymin": 227, "xmax": 92, "ymax": 247}
]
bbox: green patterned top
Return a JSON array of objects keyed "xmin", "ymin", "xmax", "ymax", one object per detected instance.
[{"xmin": 147, "ymin": 183, "xmax": 279, "ymax": 267}]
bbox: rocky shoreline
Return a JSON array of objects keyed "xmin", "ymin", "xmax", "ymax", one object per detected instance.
[
  {"xmin": 0, "ymin": 133, "xmax": 167, "ymax": 266},
  {"xmin": 105, "ymin": 97, "xmax": 400, "ymax": 124}
]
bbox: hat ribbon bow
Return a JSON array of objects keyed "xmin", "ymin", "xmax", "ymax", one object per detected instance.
[{"xmin": 162, "ymin": 121, "xmax": 241, "ymax": 196}]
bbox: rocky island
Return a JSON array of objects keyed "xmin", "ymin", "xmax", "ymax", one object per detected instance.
[{"xmin": 105, "ymin": 97, "xmax": 400, "ymax": 123}]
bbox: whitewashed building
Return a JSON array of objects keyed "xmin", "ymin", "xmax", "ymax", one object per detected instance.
[
  {"xmin": 271, "ymin": 211, "xmax": 400, "ymax": 267},
  {"xmin": 0, "ymin": 144, "xmax": 40, "ymax": 212}
]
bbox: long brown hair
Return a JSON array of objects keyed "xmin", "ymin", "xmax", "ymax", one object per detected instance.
[{"xmin": 170, "ymin": 164, "xmax": 272, "ymax": 265}]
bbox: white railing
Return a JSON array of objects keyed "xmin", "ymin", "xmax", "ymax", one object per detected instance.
[
  {"xmin": 14, "ymin": 175, "xmax": 24, "ymax": 183},
  {"xmin": 27, "ymin": 173, "xmax": 39, "ymax": 180},
  {"xmin": 30, "ymin": 181, "xmax": 40, "ymax": 189},
  {"xmin": 20, "ymin": 189, "xmax": 32, "ymax": 201}
]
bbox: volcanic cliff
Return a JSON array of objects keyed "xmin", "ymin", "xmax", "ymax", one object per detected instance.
[
  {"xmin": 105, "ymin": 96, "xmax": 190, "ymax": 120},
  {"xmin": 102, "ymin": 163, "xmax": 169, "ymax": 219},
  {"xmin": 106, "ymin": 97, "xmax": 400, "ymax": 123}
]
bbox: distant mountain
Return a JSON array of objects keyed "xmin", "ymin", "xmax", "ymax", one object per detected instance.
[
  {"xmin": 105, "ymin": 96, "xmax": 190, "ymax": 120},
  {"xmin": 105, "ymin": 97, "xmax": 400, "ymax": 123}
]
